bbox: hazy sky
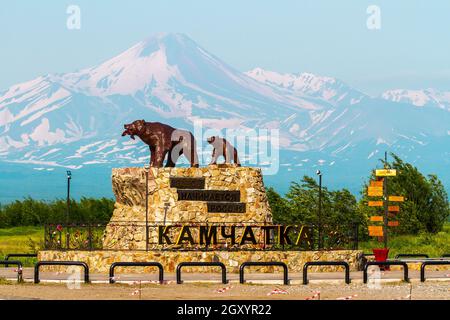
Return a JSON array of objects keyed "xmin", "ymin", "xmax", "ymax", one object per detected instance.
[{"xmin": 1, "ymin": 1, "xmax": 449, "ymax": 95}]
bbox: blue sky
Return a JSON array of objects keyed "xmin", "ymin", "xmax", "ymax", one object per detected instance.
[{"xmin": 1, "ymin": 1, "xmax": 449, "ymax": 95}]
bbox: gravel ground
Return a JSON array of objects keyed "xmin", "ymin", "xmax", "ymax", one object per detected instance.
[{"xmin": 0, "ymin": 281, "xmax": 448, "ymax": 300}]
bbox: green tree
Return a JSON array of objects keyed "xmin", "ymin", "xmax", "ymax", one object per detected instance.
[
  {"xmin": 360, "ymin": 153, "xmax": 449, "ymax": 234},
  {"xmin": 267, "ymin": 176, "xmax": 365, "ymax": 248},
  {"xmin": 286, "ymin": 176, "xmax": 364, "ymax": 235},
  {"xmin": 266, "ymin": 187, "xmax": 291, "ymax": 224}
]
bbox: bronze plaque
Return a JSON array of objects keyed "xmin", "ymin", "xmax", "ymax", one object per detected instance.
[
  {"xmin": 170, "ymin": 177, "xmax": 205, "ymax": 189},
  {"xmin": 177, "ymin": 189, "xmax": 240, "ymax": 202},
  {"xmin": 207, "ymin": 202, "xmax": 246, "ymax": 213}
]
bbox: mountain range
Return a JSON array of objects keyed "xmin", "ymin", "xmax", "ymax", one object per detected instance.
[{"xmin": 0, "ymin": 33, "xmax": 449, "ymax": 201}]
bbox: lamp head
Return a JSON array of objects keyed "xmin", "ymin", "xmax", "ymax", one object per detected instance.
[
  {"xmin": 66, "ymin": 170, "xmax": 72, "ymax": 179},
  {"xmin": 316, "ymin": 170, "xmax": 322, "ymax": 176}
]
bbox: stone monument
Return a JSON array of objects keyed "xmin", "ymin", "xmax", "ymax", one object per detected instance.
[
  {"xmin": 102, "ymin": 164, "xmax": 272, "ymax": 250},
  {"xmin": 38, "ymin": 121, "xmax": 362, "ymax": 273}
]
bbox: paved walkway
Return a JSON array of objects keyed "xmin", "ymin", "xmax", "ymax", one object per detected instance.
[{"xmin": 1, "ymin": 268, "xmax": 449, "ymax": 284}]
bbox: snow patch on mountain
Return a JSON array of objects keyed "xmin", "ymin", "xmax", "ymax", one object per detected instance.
[{"xmin": 29, "ymin": 118, "xmax": 66, "ymax": 146}]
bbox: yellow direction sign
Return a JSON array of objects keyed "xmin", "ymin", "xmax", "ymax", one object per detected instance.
[
  {"xmin": 368, "ymin": 187, "xmax": 383, "ymax": 197},
  {"xmin": 375, "ymin": 169, "xmax": 397, "ymax": 177},
  {"xmin": 389, "ymin": 196, "xmax": 404, "ymax": 202},
  {"xmin": 368, "ymin": 201, "xmax": 383, "ymax": 207},
  {"xmin": 368, "ymin": 226, "xmax": 383, "ymax": 237},
  {"xmin": 370, "ymin": 216, "xmax": 384, "ymax": 222},
  {"xmin": 370, "ymin": 180, "xmax": 384, "ymax": 187}
]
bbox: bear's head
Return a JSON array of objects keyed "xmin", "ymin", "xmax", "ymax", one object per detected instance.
[
  {"xmin": 207, "ymin": 136, "xmax": 219, "ymax": 144},
  {"xmin": 122, "ymin": 119, "xmax": 146, "ymax": 140}
]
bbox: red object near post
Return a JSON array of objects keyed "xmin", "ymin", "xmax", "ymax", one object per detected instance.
[{"xmin": 373, "ymin": 248, "xmax": 390, "ymax": 271}]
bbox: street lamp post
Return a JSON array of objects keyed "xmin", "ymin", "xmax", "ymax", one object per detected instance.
[
  {"xmin": 66, "ymin": 170, "xmax": 72, "ymax": 223},
  {"xmin": 66, "ymin": 170, "xmax": 72, "ymax": 249},
  {"xmin": 316, "ymin": 170, "xmax": 323, "ymax": 250}
]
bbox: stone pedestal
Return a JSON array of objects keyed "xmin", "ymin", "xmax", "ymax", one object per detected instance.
[{"xmin": 102, "ymin": 165, "xmax": 272, "ymax": 250}]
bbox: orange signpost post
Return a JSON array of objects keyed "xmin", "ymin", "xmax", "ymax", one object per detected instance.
[
  {"xmin": 388, "ymin": 206, "xmax": 400, "ymax": 212},
  {"xmin": 389, "ymin": 196, "xmax": 404, "ymax": 202},
  {"xmin": 368, "ymin": 201, "xmax": 383, "ymax": 207},
  {"xmin": 370, "ymin": 180, "xmax": 384, "ymax": 187},
  {"xmin": 368, "ymin": 187, "xmax": 383, "ymax": 197},
  {"xmin": 368, "ymin": 226, "xmax": 383, "ymax": 237}
]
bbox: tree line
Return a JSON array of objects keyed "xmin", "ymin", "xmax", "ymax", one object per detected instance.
[{"xmin": 0, "ymin": 197, "xmax": 114, "ymax": 228}]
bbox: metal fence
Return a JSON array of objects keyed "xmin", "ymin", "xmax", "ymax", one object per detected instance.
[
  {"xmin": 44, "ymin": 223, "xmax": 105, "ymax": 250},
  {"xmin": 43, "ymin": 221, "xmax": 359, "ymax": 251}
]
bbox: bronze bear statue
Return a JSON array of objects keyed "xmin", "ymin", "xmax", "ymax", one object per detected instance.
[
  {"xmin": 207, "ymin": 136, "xmax": 240, "ymax": 166},
  {"xmin": 122, "ymin": 120, "xmax": 199, "ymax": 167}
]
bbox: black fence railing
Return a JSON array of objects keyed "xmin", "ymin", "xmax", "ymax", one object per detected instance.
[
  {"xmin": 0, "ymin": 260, "xmax": 23, "ymax": 282},
  {"xmin": 303, "ymin": 261, "xmax": 350, "ymax": 285},
  {"xmin": 43, "ymin": 221, "xmax": 360, "ymax": 252},
  {"xmin": 44, "ymin": 223, "xmax": 105, "ymax": 250},
  {"xmin": 420, "ymin": 261, "xmax": 450, "ymax": 282},
  {"xmin": 4, "ymin": 253, "xmax": 37, "ymax": 267},
  {"xmin": 176, "ymin": 262, "xmax": 227, "ymax": 284},
  {"xmin": 34, "ymin": 261, "xmax": 90, "ymax": 284},
  {"xmin": 239, "ymin": 261, "xmax": 289, "ymax": 285},
  {"xmin": 109, "ymin": 262, "xmax": 164, "ymax": 283}
]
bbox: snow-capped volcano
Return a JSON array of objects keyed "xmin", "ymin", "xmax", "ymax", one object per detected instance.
[
  {"xmin": 0, "ymin": 33, "xmax": 449, "ymax": 192},
  {"xmin": 0, "ymin": 33, "xmax": 329, "ymax": 166},
  {"xmin": 57, "ymin": 33, "xmax": 323, "ymax": 117}
]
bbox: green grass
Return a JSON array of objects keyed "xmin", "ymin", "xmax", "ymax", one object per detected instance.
[
  {"xmin": 0, "ymin": 226, "xmax": 43, "ymax": 266},
  {"xmin": 359, "ymin": 223, "xmax": 450, "ymax": 258}
]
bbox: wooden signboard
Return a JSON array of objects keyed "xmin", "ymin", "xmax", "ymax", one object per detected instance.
[
  {"xmin": 388, "ymin": 205, "xmax": 400, "ymax": 212},
  {"xmin": 368, "ymin": 201, "xmax": 383, "ymax": 207},
  {"xmin": 388, "ymin": 221, "xmax": 399, "ymax": 227},
  {"xmin": 368, "ymin": 187, "xmax": 383, "ymax": 197},
  {"xmin": 370, "ymin": 180, "xmax": 384, "ymax": 187},
  {"xmin": 389, "ymin": 196, "xmax": 404, "ymax": 202},
  {"xmin": 375, "ymin": 169, "xmax": 397, "ymax": 177},
  {"xmin": 368, "ymin": 226, "xmax": 384, "ymax": 237},
  {"xmin": 370, "ymin": 216, "xmax": 384, "ymax": 222}
]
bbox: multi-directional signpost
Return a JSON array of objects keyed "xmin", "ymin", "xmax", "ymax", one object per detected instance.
[{"xmin": 367, "ymin": 153, "xmax": 404, "ymax": 258}]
